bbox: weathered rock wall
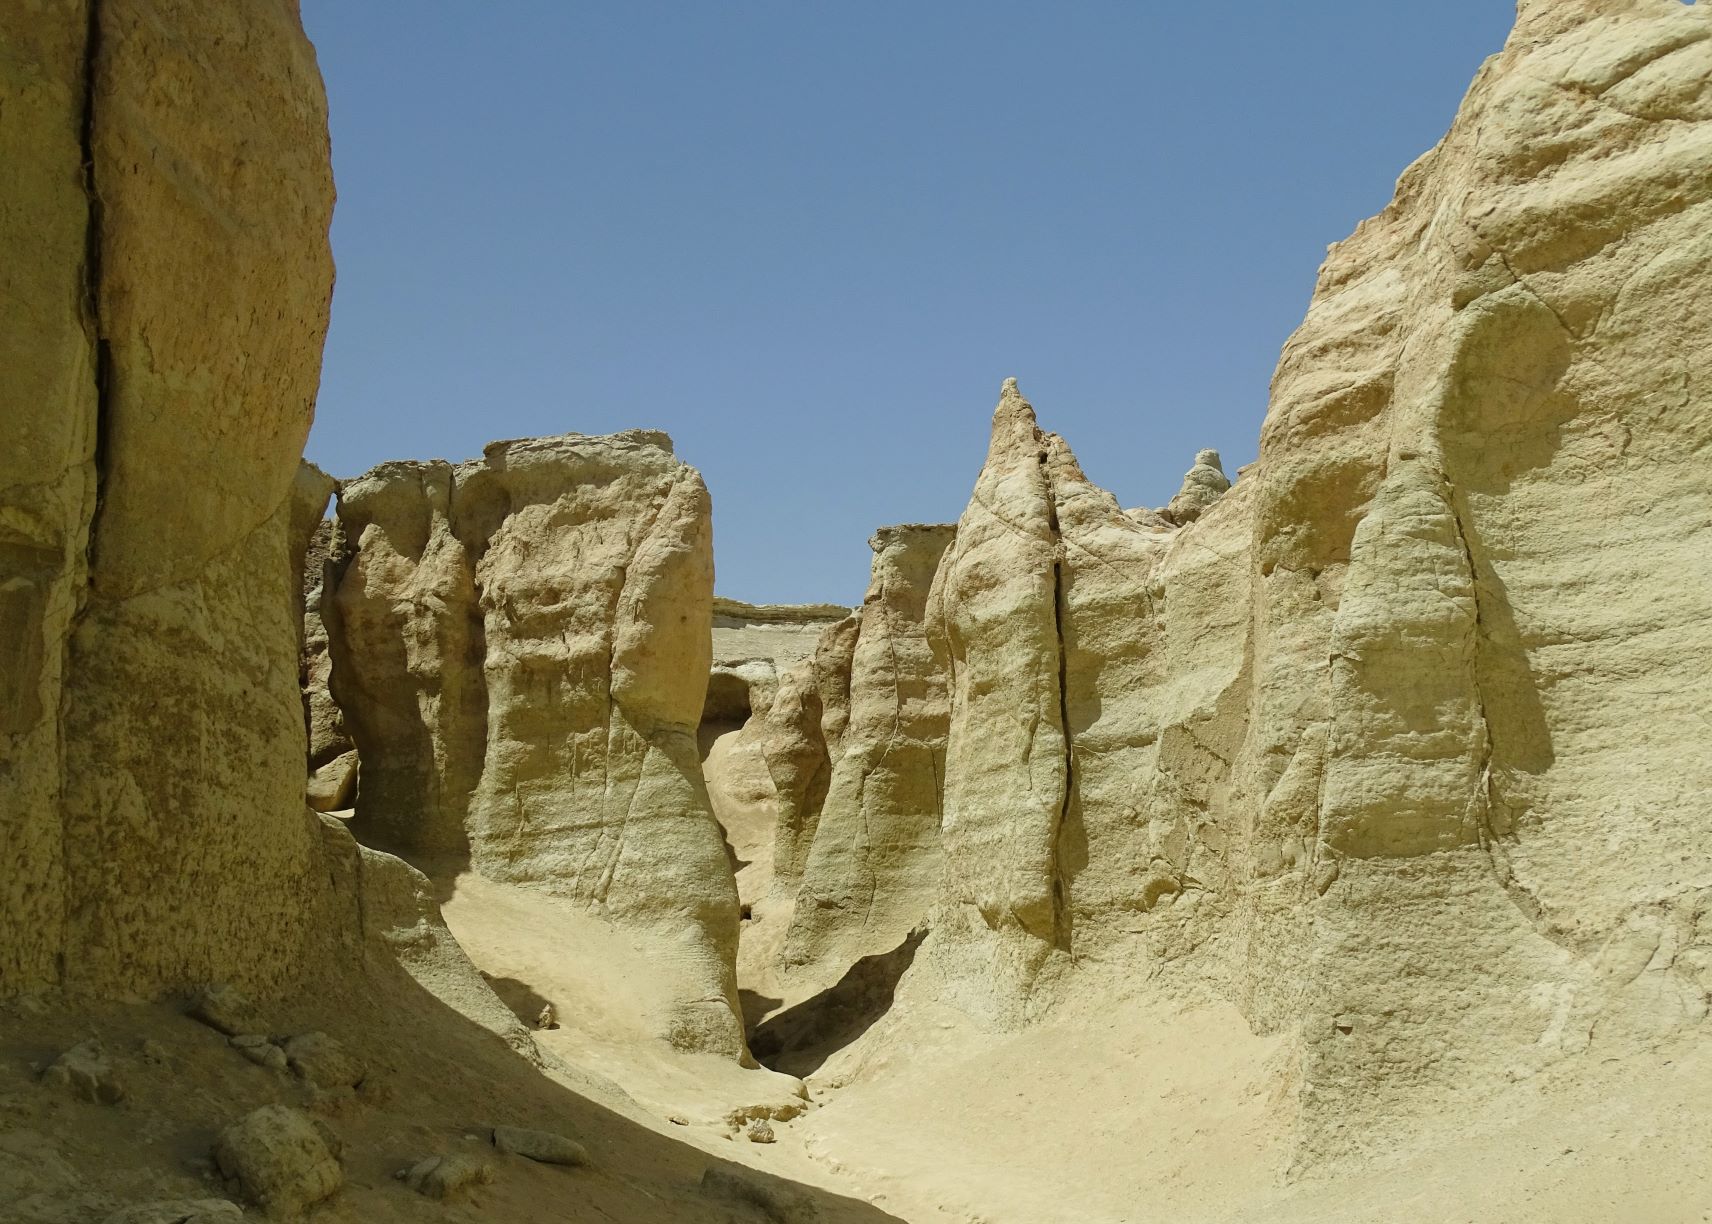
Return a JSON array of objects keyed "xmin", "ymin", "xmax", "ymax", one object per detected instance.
[
  {"xmin": 782, "ymin": 525, "xmax": 954, "ymax": 988},
  {"xmin": 1, "ymin": 0, "xmax": 335, "ymax": 998},
  {"xmin": 903, "ymin": 0, "xmax": 1712, "ymax": 1168},
  {"xmin": 323, "ymin": 432, "xmax": 747, "ymax": 1054}
]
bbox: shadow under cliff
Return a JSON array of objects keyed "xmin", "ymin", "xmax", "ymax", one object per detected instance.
[
  {"xmin": 749, "ymin": 928, "xmax": 927, "ymax": 1078},
  {"xmin": 290, "ymin": 942, "xmax": 904, "ymax": 1222}
]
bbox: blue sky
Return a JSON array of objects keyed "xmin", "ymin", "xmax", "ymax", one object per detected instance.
[{"xmin": 301, "ymin": 2, "xmax": 1514, "ymax": 603}]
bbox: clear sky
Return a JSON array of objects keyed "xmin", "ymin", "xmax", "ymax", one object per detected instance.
[{"xmin": 300, "ymin": 2, "xmax": 1515, "ymax": 604}]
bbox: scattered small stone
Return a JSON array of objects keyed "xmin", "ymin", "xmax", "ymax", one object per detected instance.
[
  {"xmin": 230, "ymin": 1034, "xmax": 288, "ymax": 1071},
  {"xmin": 103, "ymin": 1200, "xmax": 243, "ymax": 1224},
  {"xmin": 283, "ymin": 1031, "xmax": 365, "ymax": 1090},
  {"xmin": 745, "ymin": 1118, "xmax": 776, "ymax": 1144},
  {"xmin": 401, "ymin": 1153, "xmax": 492, "ymax": 1200},
  {"xmin": 492, "ymin": 1125, "xmax": 589, "ymax": 1167},
  {"xmin": 186, "ymin": 984, "xmax": 258, "ymax": 1037},
  {"xmin": 213, "ymin": 1105, "xmax": 342, "ymax": 1218},
  {"xmin": 41, "ymin": 1039, "xmax": 126, "ymax": 1104},
  {"xmin": 139, "ymin": 1039, "xmax": 172, "ymax": 1066},
  {"xmin": 667, "ymin": 1113, "xmax": 689, "ymax": 1126},
  {"xmin": 536, "ymin": 1002, "xmax": 557, "ymax": 1030}
]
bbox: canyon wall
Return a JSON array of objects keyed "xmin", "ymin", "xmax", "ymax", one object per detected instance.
[
  {"xmin": 896, "ymin": 0, "xmax": 1712, "ymax": 1168},
  {"xmin": 781, "ymin": 525, "xmax": 954, "ymax": 989},
  {"xmin": 1, "ymin": 0, "xmax": 335, "ymax": 999},
  {"xmin": 323, "ymin": 432, "xmax": 747, "ymax": 1055}
]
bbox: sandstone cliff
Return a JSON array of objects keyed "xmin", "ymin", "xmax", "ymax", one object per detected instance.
[
  {"xmin": 323, "ymin": 432, "xmax": 747, "ymax": 1055},
  {"xmin": 1, "ymin": 0, "xmax": 335, "ymax": 999},
  {"xmin": 876, "ymin": 0, "xmax": 1712, "ymax": 1178},
  {"xmin": 781, "ymin": 525, "xmax": 955, "ymax": 988}
]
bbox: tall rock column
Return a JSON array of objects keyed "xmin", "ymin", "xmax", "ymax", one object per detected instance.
[
  {"xmin": 323, "ymin": 432, "xmax": 747, "ymax": 1056},
  {"xmin": 2, "ymin": 0, "xmax": 336, "ymax": 997},
  {"xmin": 782, "ymin": 523, "xmax": 955, "ymax": 988},
  {"xmin": 927, "ymin": 382, "xmax": 1072, "ymax": 978},
  {"xmin": 0, "ymin": 8, "xmax": 100, "ymax": 992}
]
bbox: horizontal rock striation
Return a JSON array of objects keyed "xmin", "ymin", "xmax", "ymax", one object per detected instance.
[
  {"xmin": 322, "ymin": 431, "xmax": 747, "ymax": 1055},
  {"xmin": 2, "ymin": 0, "xmax": 336, "ymax": 999}
]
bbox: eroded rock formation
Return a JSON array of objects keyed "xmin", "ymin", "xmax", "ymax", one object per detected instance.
[
  {"xmin": 322, "ymin": 432, "xmax": 747, "ymax": 1055},
  {"xmin": 888, "ymin": 0, "xmax": 1712, "ymax": 1174},
  {"xmin": 2, "ymin": 0, "xmax": 336, "ymax": 998},
  {"xmin": 781, "ymin": 525, "xmax": 955, "ymax": 989}
]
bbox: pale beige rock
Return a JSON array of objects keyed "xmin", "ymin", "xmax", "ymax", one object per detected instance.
[
  {"xmin": 491, "ymin": 1125, "xmax": 589, "ymax": 1166},
  {"xmin": 1160, "ymin": 448, "xmax": 1232, "ymax": 525},
  {"xmin": 782, "ymin": 525, "xmax": 954, "ymax": 986},
  {"xmin": 296, "ymin": 474, "xmax": 349, "ymax": 772},
  {"xmin": 0, "ymin": 0, "xmax": 336, "ymax": 1001},
  {"xmin": 305, "ymin": 750, "xmax": 359, "ymax": 813},
  {"xmin": 874, "ymin": 0, "xmax": 1712, "ymax": 1190},
  {"xmin": 324, "ymin": 460, "xmax": 484, "ymax": 856},
  {"xmin": 41, "ymin": 1039, "xmax": 125, "ymax": 1104},
  {"xmin": 401, "ymin": 1152, "xmax": 492, "ymax": 1201},
  {"xmin": 282, "ymin": 1032, "xmax": 365, "ymax": 1091},
  {"xmin": 323, "ymin": 432, "xmax": 746, "ymax": 1056},
  {"xmin": 0, "ymin": 4, "xmax": 99, "ymax": 993},
  {"xmin": 922, "ymin": 382, "xmax": 1075, "ymax": 1006}
]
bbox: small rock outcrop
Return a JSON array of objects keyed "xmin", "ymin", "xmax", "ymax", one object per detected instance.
[
  {"xmin": 1160, "ymin": 448, "xmax": 1232, "ymax": 524},
  {"xmin": 213, "ymin": 1106, "xmax": 342, "ymax": 1219}
]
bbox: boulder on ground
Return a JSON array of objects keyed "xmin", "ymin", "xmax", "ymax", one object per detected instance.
[
  {"xmin": 304, "ymin": 750, "xmax": 358, "ymax": 812},
  {"xmin": 401, "ymin": 1152, "xmax": 493, "ymax": 1200},
  {"xmin": 213, "ymin": 1106, "xmax": 342, "ymax": 1219},
  {"xmin": 491, "ymin": 1125, "xmax": 589, "ymax": 1167},
  {"xmin": 186, "ymin": 985, "xmax": 259, "ymax": 1038},
  {"xmin": 282, "ymin": 1031, "xmax": 365, "ymax": 1090},
  {"xmin": 229, "ymin": 1034, "xmax": 287, "ymax": 1072},
  {"xmin": 41, "ymin": 1039, "xmax": 125, "ymax": 1104}
]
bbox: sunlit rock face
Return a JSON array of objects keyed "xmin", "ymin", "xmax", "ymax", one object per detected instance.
[
  {"xmin": 896, "ymin": 0, "xmax": 1712, "ymax": 1167},
  {"xmin": 323, "ymin": 431, "xmax": 748, "ymax": 1056},
  {"xmin": 1, "ymin": 0, "xmax": 336, "ymax": 999}
]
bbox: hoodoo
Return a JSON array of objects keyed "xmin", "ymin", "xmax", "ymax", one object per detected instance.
[{"xmin": 4, "ymin": 1, "xmax": 1711, "ymax": 1221}]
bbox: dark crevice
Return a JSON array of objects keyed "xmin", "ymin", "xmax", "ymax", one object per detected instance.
[
  {"xmin": 1041, "ymin": 448, "xmax": 1074, "ymax": 953},
  {"xmin": 77, "ymin": 0, "xmax": 112, "ymax": 582}
]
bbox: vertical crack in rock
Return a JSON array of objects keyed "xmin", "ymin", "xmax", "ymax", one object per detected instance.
[
  {"xmin": 75, "ymin": 0, "xmax": 111, "ymax": 579},
  {"xmin": 1042, "ymin": 449, "xmax": 1073, "ymax": 953},
  {"xmin": 1449, "ymin": 491, "xmax": 1549, "ymax": 931}
]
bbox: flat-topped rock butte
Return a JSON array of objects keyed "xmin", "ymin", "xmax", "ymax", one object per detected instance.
[{"xmin": 3, "ymin": 1, "xmax": 1710, "ymax": 1221}]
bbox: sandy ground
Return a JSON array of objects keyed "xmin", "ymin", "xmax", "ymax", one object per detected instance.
[
  {"xmin": 434, "ymin": 872, "xmax": 1712, "ymax": 1224},
  {"xmin": 10, "ymin": 864, "xmax": 1711, "ymax": 1223}
]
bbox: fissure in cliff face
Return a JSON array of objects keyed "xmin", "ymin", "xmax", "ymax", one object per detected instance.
[{"xmin": 3, "ymin": 0, "xmax": 336, "ymax": 999}]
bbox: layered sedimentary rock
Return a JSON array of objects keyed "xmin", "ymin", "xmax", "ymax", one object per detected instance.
[
  {"xmin": 1247, "ymin": 0, "xmax": 1712, "ymax": 1161},
  {"xmin": 708, "ymin": 598, "xmax": 852, "ymax": 729},
  {"xmin": 700, "ymin": 598, "xmax": 854, "ymax": 954},
  {"xmin": 904, "ymin": 0, "xmax": 1712, "ymax": 1169},
  {"xmin": 1, "ymin": 0, "xmax": 335, "ymax": 997},
  {"xmin": 781, "ymin": 525, "xmax": 954, "ymax": 986},
  {"xmin": 920, "ymin": 383, "xmax": 1250, "ymax": 1016},
  {"xmin": 323, "ymin": 432, "xmax": 746, "ymax": 1054}
]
